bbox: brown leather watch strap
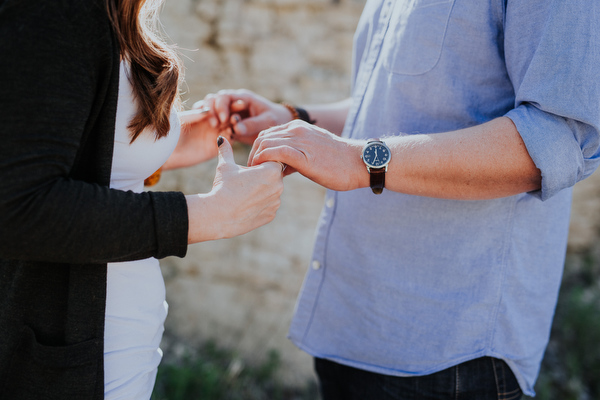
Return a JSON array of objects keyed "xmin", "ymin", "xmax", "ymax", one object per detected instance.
[{"xmin": 369, "ymin": 167, "xmax": 385, "ymax": 195}]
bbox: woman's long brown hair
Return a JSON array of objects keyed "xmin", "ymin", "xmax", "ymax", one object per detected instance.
[{"xmin": 105, "ymin": 0, "xmax": 182, "ymax": 142}]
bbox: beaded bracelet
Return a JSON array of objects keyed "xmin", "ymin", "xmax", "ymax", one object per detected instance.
[
  {"xmin": 280, "ymin": 102, "xmax": 316, "ymax": 124},
  {"xmin": 280, "ymin": 102, "xmax": 300, "ymax": 121}
]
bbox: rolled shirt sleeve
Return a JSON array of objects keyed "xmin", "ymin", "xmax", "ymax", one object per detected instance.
[{"xmin": 503, "ymin": 0, "xmax": 600, "ymax": 200}]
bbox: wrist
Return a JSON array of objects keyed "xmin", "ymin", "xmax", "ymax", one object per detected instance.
[
  {"xmin": 186, "ymin": 193, "xmax": 225, "ymax": 243},
  {"xmin": 346, "ymin": 140, "xmax": 371, "ymax": 191},
  {"xmin": 361, "ymin": 139, "xmax": 392, "ymax": 194},
  {"xmin": 280, "ymin": 102, "xmax": 316, "ymax": 124}
]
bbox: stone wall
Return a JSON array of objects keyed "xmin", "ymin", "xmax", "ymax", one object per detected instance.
[
  {"xmin": 157, "ymin": 0, "xmax": 365, "ymax": 386},
  {"xmin": 161, "ymin": 0, "xmax": 366, "ymax": 106},
  {"xmin": 568, "ymin": 172, "xmax": 600, "ymax": 252},
  {"xmin": 155, "ymin": 0, "xmax": 600, "ymax": 387}
]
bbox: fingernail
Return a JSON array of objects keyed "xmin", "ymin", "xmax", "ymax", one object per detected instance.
[
  {"xmin": 233, "ymin": 115, "xmax": 240, "ymax": 123},
  {"xmin": 210, "ymin": 118, "xmax": 218, "ymax": 128},
  {"xmin": 237, "ymin": 123, "xmax": 247, "ymax": 135},
  {"xmin": 217, "ymin": 136, "xmax": 224, "ymax": 147}
]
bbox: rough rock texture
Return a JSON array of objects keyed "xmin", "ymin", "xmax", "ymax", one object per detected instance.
[
  {"xmin": 156, "ymin": 0, "xmax": 600, "ymax": 386},
  {"xmin": 161, "ymin": 0, "xmax": 365, "ymax": 106},
  {"xmin": 155, "ymin": 153, "xmax": 327, "ymax": 385},
  {"xmin": 155, "ymin": 0, "xmax": 364, "ymax": 385},
  {"xmin": 569, "ymin": 170, "xmax": 600, "ymax": 252}
]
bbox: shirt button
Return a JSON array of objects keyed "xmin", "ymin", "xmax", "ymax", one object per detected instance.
[
  {"xmin": 312, "ymin": 260, "xmax": 321, "ymax": 270},
  {"xmin": 326, "ymin": 197, "xmax": 335, "ymax": 208}
]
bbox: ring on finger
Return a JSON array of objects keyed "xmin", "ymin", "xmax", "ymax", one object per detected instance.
[{"xmin": 276, "ymin": 161, "xmax": 287, "ymax": 173}]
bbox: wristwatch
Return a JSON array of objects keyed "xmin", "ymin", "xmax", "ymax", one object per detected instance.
[{"xmin": 361, "ymin": 139, "xmax": 391, "ymax": 195}]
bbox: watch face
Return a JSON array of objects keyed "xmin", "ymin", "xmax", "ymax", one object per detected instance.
[{"xmin": 363, "ymin": 142, "xmax": 390, "ymax": 168}]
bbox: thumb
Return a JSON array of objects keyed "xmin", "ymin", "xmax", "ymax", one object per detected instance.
[
  {"xmin": 217, "ymin": 136, "xmax": 236, "ymax": 168},
  {"xmin": 234, "ymin": 113, "xmax": 275, "ymax": 136}
]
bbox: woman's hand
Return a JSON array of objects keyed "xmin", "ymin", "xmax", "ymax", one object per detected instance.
[
  {"xmin": 196, "ymin": 89, "xmax": 296, "ymax": 146},
  {"xmin": 161, "ymin": 109, "xmax": 232, "ymax": 170},
  {"xmin": 248, "ymin": 120, "xmax": 365, "ymax": 192},
  {"xmin": 186, "ymin": 137, "xmax": 285, "ymax": 243}
]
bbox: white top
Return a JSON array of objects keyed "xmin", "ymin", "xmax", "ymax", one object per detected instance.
[{"xmin": 104, "ymin": 61, "xmax": 180, "ymax": 400}]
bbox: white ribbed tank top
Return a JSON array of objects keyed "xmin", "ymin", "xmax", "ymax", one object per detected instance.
[{"xmin": 104, "ymin": 61, "xmax": 180, "ymax": 400}]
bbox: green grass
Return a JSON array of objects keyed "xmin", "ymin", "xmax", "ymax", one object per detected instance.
[{"xmin": 151, "ymin": 341, "xmax": 319, "ymax": 400}]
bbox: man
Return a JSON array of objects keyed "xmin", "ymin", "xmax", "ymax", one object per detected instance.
[{"xmin": 201, "ymin": 0, "xmax": 600, "ymax": 398}]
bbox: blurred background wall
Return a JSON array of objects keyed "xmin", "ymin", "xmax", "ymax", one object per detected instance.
[{"xmin": 154, "ymin": 0, "xmax": 600, "ymax": 388}]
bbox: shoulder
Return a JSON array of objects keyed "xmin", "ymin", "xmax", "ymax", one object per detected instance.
[
  {"xmin": 0, "ymin": 0, "xmax": 105, "ymax": 25},
  {"xmin": 0, "ymin": 0, "xmax": 116, "ymax": 80},
  {"xmin": 0, "ymin": 0, "xmax": 111, "ymax": 50}
]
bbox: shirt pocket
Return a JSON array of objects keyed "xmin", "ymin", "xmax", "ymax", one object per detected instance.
[
  {"xmin": 0, "ymin": 326, "xmax": 100, "ymax": 399},
  {"xmin": 382, "ymin": 0, "xmax": 455, "ymax": 76}
]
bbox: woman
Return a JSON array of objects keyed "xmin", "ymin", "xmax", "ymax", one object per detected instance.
[{"xmin": 0, "ymin": 0, "xmax": 284, "ymax": 399}]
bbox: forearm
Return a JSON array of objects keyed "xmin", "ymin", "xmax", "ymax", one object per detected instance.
[
  {"xmin": 161, "ymin": 122, "xmax": 193, "ymax": 171},
  {"xmin": 352, "ymin": 117, "xmax": 542, "ymax": 200},
  {"xmin": 161, "ymin": 138, "xmax": 185, "ymax": 171},
  {"xmin": 0, "ymin": 1, "xmax": 190, "ymax": 263},
  {"xmin": 0, "ymin": 180, "xmax": 188, "ymax": 263},
  {"xmin": 304, "ymin": 98, "xmax": 352, "ymax": 136},
  {"xmin": 162, "ymin": 120, "xmax": 223, "ymax": 171}
]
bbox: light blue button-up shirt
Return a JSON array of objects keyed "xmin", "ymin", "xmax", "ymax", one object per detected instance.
[{"xmin": 288, "ymin": 0, "xmax": 600, "ymax": 396}]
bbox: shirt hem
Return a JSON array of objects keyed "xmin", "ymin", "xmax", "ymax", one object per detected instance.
[{"xmin": 288, "ymin": 336, "xmax": 534, "ymax": 396}]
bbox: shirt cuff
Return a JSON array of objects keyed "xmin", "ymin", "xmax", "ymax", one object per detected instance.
[
  {"xmin": 149, "ymin": 191, "xmax": 189, "ymax": 259},
  {"xmin": 505, "ymin": 104, "xmax": 597, "ymax": 201}
]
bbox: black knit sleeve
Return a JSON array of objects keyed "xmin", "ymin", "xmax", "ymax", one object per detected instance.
[{"xmin": 0, "ymin": 0, "xmax": 189, "ymax": 263}]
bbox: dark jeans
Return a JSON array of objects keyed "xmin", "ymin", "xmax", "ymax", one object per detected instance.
[{"xmin": 314, "ymin": 357, "xmax": 522, "ymax": 400}]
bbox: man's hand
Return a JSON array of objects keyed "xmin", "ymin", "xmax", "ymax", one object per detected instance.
[
  {"xmin": 248, "ymin": 120, "xmax": 366, "ymax": 192},
  {"xmin": 195, "ymin": 89, "xmax": 296, "ymax": 146},
  {"xmin": 186, "ymin": 137, "xmax": 285, "ymax": 243}
]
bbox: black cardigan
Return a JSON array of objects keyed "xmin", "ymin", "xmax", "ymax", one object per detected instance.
[{"xmin": 0, "ymin": 1, "xmax": 189, "ymax": 398}]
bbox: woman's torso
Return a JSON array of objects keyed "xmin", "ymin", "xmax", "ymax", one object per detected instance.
[{"xmin": 103, "ymin": 61, "xmax": 180, "ymax": 400}]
